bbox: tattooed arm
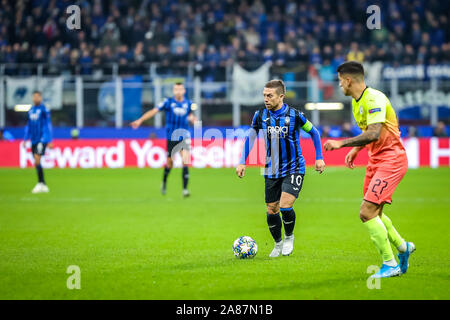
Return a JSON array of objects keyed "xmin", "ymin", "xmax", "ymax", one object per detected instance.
[{"xmin": 323, "ymin": 123, "xmax": 382, "ymax": 150}]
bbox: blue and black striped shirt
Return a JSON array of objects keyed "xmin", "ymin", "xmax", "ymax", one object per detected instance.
[
  {"xmin": 157, "ymin": 97, "xmax": 193, "ymax": 141},
  {"xmin": 240, "ymin": 103, "xmax": 323, "ymax": 178},
  {"xmin": 24, "ymin": 104, "xmax": 52, "ymax": 144}
]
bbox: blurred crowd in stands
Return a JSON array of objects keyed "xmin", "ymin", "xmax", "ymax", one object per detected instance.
[{"xmin": 0, "ymin": 0, "xmax": 449, "ymax": 77}]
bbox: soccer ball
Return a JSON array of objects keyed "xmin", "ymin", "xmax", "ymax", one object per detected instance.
[{"xmin": 232, "ymin": 236, "xmax": 258, "ymax": 259}]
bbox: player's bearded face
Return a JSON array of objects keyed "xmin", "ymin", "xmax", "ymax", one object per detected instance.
[
  {"xmin": 32, "ymin": 93, "xmax": 42, "ymax": 105},
  {"xmin": 263, "ymin": 88, "xmax": 283, "ymax": 110},
  {"xmin": 173, "ymin": 85, "xmax": 186, "ymax": 99}
]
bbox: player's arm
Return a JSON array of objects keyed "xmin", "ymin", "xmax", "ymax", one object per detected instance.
[
  {"xmin": 43, "ymin": 109, "xmax": 53, "ymax": 148},
  {"xmin": 324, "ymin": 97, "xmax": 386, "ymax": 152},
  {"xmin": 131, "ymin": 108, "xmax": 159, "ymax": 129},
  {"xmin": 298, "ymin": 114, "xmax": 325, "ymax": 174},
  {"xmin": 22, "ymin": 112, "xmax": 31, "ymax": 148},
  {"xmin": 187, "ymin": 103, "xmax": 198, "ymax": 125},
  {"xmin": 236, "ymin": 111, "xmax": 260, "ymax": 178},
  {"xmin": 323, "ymin": 121, "xmax": 383, "ymax": 151}
]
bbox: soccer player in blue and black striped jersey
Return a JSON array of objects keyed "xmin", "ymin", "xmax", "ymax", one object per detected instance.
[
  {"xmin": 22, "ymin": 91, "xmax": 53, "ymax": 193},
  {"xmin": 236, "ymin": 80, "xmax": 325, "ymax": 257},
  {"xmin": 131, "ymin": 83, "xmax": 197, "ymax": 197}
]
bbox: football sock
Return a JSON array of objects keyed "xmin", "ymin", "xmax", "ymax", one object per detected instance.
[
  {"xmin": 267, "ymin": 212, "xmax": 282, "ymax": 243},
  {"xmin": 363, "ymin": 216, "xmax": 395, "ymax": 263},
  {"xmin": 163, "ymin": 166, "xmax": 171, "ymax": 184},
  {"xmin": 280, "ymin": 207, "xmax": 295, "ymax": 236},
  {"xmin": 384, "ymin": 259, "xmax": 398, "ymax": 267},
  {"xmin": 36, "ymin": 164, "xmax": 45, "ymax": 184},
  {"xmin": 380, "ymin": 213, "xmax": 406, "ymax": 253},
  {"xmin": 182, "ymin": 166, "xmax": 189, "ymax": 189}
]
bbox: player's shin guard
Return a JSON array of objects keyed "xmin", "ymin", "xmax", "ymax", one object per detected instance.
[
  {"xmin": 364, "ymin": 216, "xmax": 395, "ymax": 262},
  {"xmin": 380, "ymin": 213, "xmax": 405, "ymax": 250},
  {"xmin": 163, "ymin": 166, "xmax": 171, "ymax": 183},
  {"xmin": 280, "ymin": 207, "xmax": 295, "ymax": 236},
  {"xmin": 182, "ymin": 166, "xmax": 189, "ymax": 189},
  {"xmin": 267, "ymin": 212, "xmax": 282, "ymax": 243},
  {"xmin": 35, "ymin": 164, "xmax": 45, "ymax": 184}
]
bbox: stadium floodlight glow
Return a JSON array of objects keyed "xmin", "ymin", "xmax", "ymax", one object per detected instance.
[
  {"xmin": 14, "ymin": 104, "xmax": 32, "ymax": 112},
  {"xmin": 304, "ymin": 102, "xmax": 344, "ymax": 111}
]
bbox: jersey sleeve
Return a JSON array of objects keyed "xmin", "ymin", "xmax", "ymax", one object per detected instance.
[
  {"xmin": 42, "ymin": 108, "xmax": 53, "ymax": 143},
  {"xmin": 24, "ymin": 112, "xmax": 31, "ymax": 140},
  {"xmin": 251, "ymin": 110, "xmax": 261, "ymax": 131},
  {"xmin": 188, "ymin": 102, "xmax": 198, "ymax": 115},
  {"xmin": 295, "ymin": 110, "xmax": 323, "ymax": 160},
  {"xmin": 366, "ymin": 94, "xmax": 387, "ymax": 125},
  {"xmin": 295, "ymin": 111, "xmax": 313, "ymax": 133},
  {"xmin": 157, "ymin": 98, "xmax": 168, "ymax": 111}
]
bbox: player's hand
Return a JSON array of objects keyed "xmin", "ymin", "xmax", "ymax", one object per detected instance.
[
  {"xmin": 130, "ymin": 119, "xmax": 142, "ymax": 129},
  {"xmin": 323, "ymin": 139, "xmax": 342, "ymax": 151},
  {"xmin": 236, "ymin": 164, "xmax": 246, "ymax": 178},
  {"xmin": 315, "ymin": 159, "xmax": 325, "ymax": 174},
  {"xmin": 345, "ymin": 148, "xmax": 359, "ymax": 169}
]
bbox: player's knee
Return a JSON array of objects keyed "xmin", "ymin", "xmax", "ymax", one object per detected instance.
[
  {"xmin": 266, "ymin": 203, "xmax": 279, "ymax": 214},
  {"xmin": 34, "ymin": 155, "xmax": 41, "ymax": 166},
  {"xmin": 359, "ymin": 201, "xmax": 377, "ymax": 222},
  {"xmin": 166, "ymin": 158, "xmax": 173, "ymax": 168}
]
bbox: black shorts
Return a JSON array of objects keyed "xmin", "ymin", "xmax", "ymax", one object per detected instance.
[
  {"xmin": 265, "ymin": 173, "xmax": 305, "ymax": 203},
  {"xmin": 167, "ymin": 138, "xmax": 191, "ymax": 158},
  {"xmin": 31, "ymin": 142, "xmax": 47, "ymax": 156}
]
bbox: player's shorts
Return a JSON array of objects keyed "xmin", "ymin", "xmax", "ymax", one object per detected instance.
[
  {"xmin": 265, "ymin": 173, "xmax": 304, "ymax": 203},
  {"xmin": 31, "ymin": 142, "xmax": 47, "ymax": 156},
  {"xmin": 167, "ymin": 138, "xmax": 191, "ymax": 158},
  {"xmin": 363, "ymin": 154, "xmax": 408, "ymax": 205}
]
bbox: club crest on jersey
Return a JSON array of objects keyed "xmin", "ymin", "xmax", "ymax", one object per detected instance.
[
  {"xmin": 267, "ymin": 126, "xmax": 288, "ymax": 138},
  {"xmin": 285, "ymin": 116, "xmax": 290, "ymax": 125},
  {"xmin": 359, "ymin": 106, "xmax": 363, "ymax": 114}
]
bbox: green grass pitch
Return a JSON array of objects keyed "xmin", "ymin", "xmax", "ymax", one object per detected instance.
[{"xmin": 0, "ymin": 166, "xmax": 449, "ymax": 300}]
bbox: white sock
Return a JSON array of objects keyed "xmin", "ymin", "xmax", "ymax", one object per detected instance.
[
  {"xmin": 397, "ymin": 241, "xmax": 407, "ymax": 253},
  {"xmin": 384, "ymin": 259, "xmax": 398, "ymax": 267}
]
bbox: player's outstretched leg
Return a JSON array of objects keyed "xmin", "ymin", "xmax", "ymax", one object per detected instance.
[
  {"xmin": 32, "ymin": 154, "xmax": 49, "ymax": 193},
  {"xmin": 280, "ymin": 207, "xmax": 295, "ymax": 256},
  {"xmin": 380, "ymin": 213, "xmax": 415, "ymax": 274},
  {"xmin": 162, "ymin": 166, "xmax": 171, "ymax": 195},
  {"xmin": 182, "ymin": 166, "xmax": 190, "ymax": 197},
  {"xmin": 361, "ymin": 202, "xmax": 401, "ymax": 278},
  {"xmin": 267, "ymin": 211, "xmax": 283, "ymax": 258}
]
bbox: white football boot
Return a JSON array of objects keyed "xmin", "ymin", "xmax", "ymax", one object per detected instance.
[
  {"xmin": 40, "ymin": 184, "xmax": 49, "ymax": 193},
  {"xmin": 269, "ymin": 240, "xmax": 283, "ymax": 258},
  {"xmin": 31, "ymin": 183, "xmax": 44, "ymax": 193},
  {"xmin": 182, "ymin": 189, "xmax": 190, "ymax": 197},
  {"xmin": 282, "ymin": 234, "xmax": 294, "ymax": 256}
]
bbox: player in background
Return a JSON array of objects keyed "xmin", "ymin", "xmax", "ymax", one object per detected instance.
[
  {"xmin": 22, "ymin": 91, "xmax": 53, "ymax": 193},
  {"xmin": 131, "ymin": 82, "xmax": 198, "ymax": 197},
  {"xmin": 324, "ymin": 61, "xmax": 415, "ymax": 278},
  {"xmin": 236, "ymin": 80, "xmax": 325, "ymax": 258}
]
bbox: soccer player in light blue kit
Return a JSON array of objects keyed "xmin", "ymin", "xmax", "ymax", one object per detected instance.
[
  {"xmin": 22, "ymin": 91, "xmax": 53, "ymax": 193},
  {"xmin": 131, "ymin": 83, "xmax": 197, "ymax": 197},
  {"xmin": 236, "ymin": 80, "xmax": 325, "ymax": 257}
]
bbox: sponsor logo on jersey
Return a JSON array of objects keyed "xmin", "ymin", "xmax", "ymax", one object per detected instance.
[
  {"xmin": 267, "ymin": 126, "xmax": 288, "ymax": 138},
  {"xmin": 369, "ymin": 108, "xmax": 381, "ymax": 114}
]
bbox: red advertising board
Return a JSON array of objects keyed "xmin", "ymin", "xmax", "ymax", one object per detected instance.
[{"xmin": 0, "ymin": 138, "xmax": 448, "ymax": 168}]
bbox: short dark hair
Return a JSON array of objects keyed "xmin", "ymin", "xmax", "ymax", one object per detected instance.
[
  {"xmin": 33, "ymin": 90, "xmax": 42, "ymax": 95},
  {"xmin": 337, "ymin": 61, "xmax": 365, "ymax": 77},
  {"xmin": 174, "ymin": 82, "xmax": 184, "ymax": 86},
  {"xmin": 264, "ymin": 79, "xmax": 286, "ymax": 95}
]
